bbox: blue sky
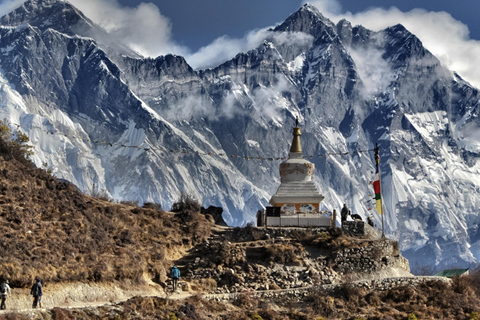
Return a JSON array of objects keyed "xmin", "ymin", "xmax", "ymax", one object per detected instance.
[
  {"xmin": 115, "ymin": 0, "xmax": 480, "ymax": 52},
  {"xmin": 0, "ymin": 0, "xmax": 479, "ymax": 86}
]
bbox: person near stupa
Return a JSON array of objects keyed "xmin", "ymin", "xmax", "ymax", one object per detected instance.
[{"xmin": 341, "ymin": 203, "xmax": 350, "ymax": 224}]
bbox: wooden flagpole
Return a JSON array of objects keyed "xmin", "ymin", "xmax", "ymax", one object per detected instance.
[{"xmin": 374, "ymin": 143, "xmax": 385, "ymax": 238}]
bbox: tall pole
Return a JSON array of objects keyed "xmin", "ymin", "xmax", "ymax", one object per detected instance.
[{"xmin": 374, "ymin": 143, "xmax": 385, "ymax": 238}]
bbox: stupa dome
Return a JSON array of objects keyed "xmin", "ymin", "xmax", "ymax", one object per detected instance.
[{"xmin": 269, "ymin": 119, "xmax": 324, "ymax": 213}]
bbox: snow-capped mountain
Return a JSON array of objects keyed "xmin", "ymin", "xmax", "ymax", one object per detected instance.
[{"xmin": 0, "ymin": 0, "xmax": 479, "ymax": 270}]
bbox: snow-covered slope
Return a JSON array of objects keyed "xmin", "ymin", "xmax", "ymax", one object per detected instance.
[{"xmin": 1, "ymin": 0, "xmax": 479, "ymax": 270}]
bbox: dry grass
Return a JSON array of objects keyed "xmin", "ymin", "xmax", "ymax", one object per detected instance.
[
  {"xmin": 301, "ymin": 278, "xmax": 480, "ymax": 320},
  {"xmin": 0, "ymin": 155, "xmax": 213, "ymax": 288}
]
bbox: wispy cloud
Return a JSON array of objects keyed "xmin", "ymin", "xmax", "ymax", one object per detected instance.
[
  {"xmin": 68, "ymin": 0, "xmax": 271, "ymax": 69},
  {"xmin": 0, "ymin": 0, "xmax": 24, "ymax": 17},
  {"xmin": 348, "ymin": 39, "xmax": 395, "ymax": 98},
  {"xmin": 307, "ymin": 0, "xmax": 480, "ymax": 88},
  {"xmin": 185, "ymin": 29, "xmax": 270, "ymax": 70},
  {"xmin": 5, "ymin": 0, "xmax": 478, "ymax": 87},
  {"xmin": 69, "ymin": 0, "xmax": 189, "ymax": 58},
  {"xmin": 161, "ymin": 74, "xmax": 294, "ymax": 123}
]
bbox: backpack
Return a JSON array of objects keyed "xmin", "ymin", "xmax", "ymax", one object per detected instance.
[
  {"xmin": 171, "ymin": 266, "xmax": 180, "ymax": 278},
  {"xmin": 0, "ymin": 283, "xmax": 6, "ymax": 294},
  {"xmin": 31, "ymin": 283, "xmax": 39, "ymax": 296}
]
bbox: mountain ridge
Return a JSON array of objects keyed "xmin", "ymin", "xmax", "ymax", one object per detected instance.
[{"xmin": 0, "ymin": 0, "xmax": 479, "ymax": 270}]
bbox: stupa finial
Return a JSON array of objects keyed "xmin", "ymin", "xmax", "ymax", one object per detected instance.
[{"xmin": 290, "ymin": 117, "xmax": 302, "ymax": 154}]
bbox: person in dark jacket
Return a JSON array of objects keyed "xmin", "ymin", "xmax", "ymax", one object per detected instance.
[
  {"xmin": 341, "ymin": 203, "xmax": 350, "ymax": 224},
  {"xmin": 30, "ymin": 278, "xmax": 43, "ymax": 308},
  {"xmin": 0, "ymin": 280, "xmax": 11, "ymax": 310},
  {"xmin": 170, "ymin": 265, "xmax": 181, "ymax": 292}
]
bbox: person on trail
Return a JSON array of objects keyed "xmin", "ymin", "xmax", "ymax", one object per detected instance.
[
  {"xmin": 170, "ymin": 265, "xmax": 181, "ymax": 292},
  {"xmin": 30, "ymin": 278, "xmax": 43, "ymax": 308},
  {"xmin": 341, "ymin": 204, "xmax": 350, "ymax": 224},
  {"xmin": 0, "ymin": 280, "xmax": 11, "ymax": 310}
]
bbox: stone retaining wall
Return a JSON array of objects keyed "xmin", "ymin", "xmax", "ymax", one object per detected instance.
[
  {"xmin": 204, "ymin": 276, "xmax": 450, "ymax": 301},
  {"xmin": 333, "ymin": 238, "xmax": 409, "ymax": 274}
]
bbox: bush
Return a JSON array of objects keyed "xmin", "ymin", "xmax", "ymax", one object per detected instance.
[
  {"xmin": 250, "ymin": 313, "xmax": 264, "ymax": 320},
  {"xmin": 171, "ymin": 192, "xmax": 201, "ymax": 213},
  {"xmin": 0, "ymin": 119, "xmax": 33, "ymax": 164},
  {"xmin": 264, "ymin": 244, "xmax": 298, "ymax": 264},
  {"xmin": 451, "ymin": 275, "xmax": 473, "ymax": 295},
  {"xmin": 407, "ymin": 314, "xmax": 418, "ymax": 320},
  {"xmin": 470, "ymin": 311, "xmax": 479, "ymax": 320},
  {"xmin": 143, "ymin": 202, "xmax": 163, "ymax": 210}
]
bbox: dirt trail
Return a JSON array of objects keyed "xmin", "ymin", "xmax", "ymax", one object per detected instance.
[{"xmin": 0, "ymin": 280, "xmax": 175, "ymax": 314}]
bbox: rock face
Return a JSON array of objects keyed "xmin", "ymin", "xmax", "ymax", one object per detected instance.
[
  {"xmin": 177, "ymin": 226, "xmax": 410, "ymax": 294},
  {"xmin": 0, "ymin": 1, "xmax": 479, "ymax": 269}
]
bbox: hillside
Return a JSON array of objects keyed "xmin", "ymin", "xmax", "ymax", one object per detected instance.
[
  {"xmin": 0, "ymin": 124, "xmax": 213, "ymax": 287},
  {"xmin": 0, "ymin": 0, "xmax": 479, "ymax": 270},
  {"xmin": 1, "ymin": 125, "xmax": 480, "ymax": 319}
]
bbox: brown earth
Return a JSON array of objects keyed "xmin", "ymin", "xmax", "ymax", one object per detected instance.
[
  {"xmin": 1, "ymin": 123, "xmax": 480, "ymax": 319},
  {"xmin": 0, "ymin": 154, "xmax": 213, "ymax": 288}
]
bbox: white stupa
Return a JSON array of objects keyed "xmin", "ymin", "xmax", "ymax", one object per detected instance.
[{"xmin": 269, "ymin": 118, "xmax": 324, "ymax": 214}]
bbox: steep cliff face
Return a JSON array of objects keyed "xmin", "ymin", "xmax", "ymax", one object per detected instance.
[{"xmin": 0, "ymin": 1, "xmax": 479, "ymax": 269}]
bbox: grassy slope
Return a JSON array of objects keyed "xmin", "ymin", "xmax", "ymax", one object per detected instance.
[{"xmin": 0, "ymin": 155, "xmax": 213, "ymax": 287}]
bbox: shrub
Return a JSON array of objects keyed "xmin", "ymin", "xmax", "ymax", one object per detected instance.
[
  {"xmin": 250, "ymin": 313, "xmax": 263, "ymax": 320},
  {"xmin": 305, "ymin": 287, "xmax": 337, "ymax": 317},
  {"xmin": 169, "ymin": 312, "xmax": 178, "ymax": 320},
  {"xmin": 410, "ymin": 262, "xmax": 436, "ymax": 276},
  {"xmin": 143, "ymin": 202, "xmax": 163, "ymax": 210},
  {"xmin": 407, "ymin": 313, "xmax": 418, "ymax": 320},
  {"xmin": 171, "ymin": 192, "xmax": 201, "ymax": 213},
  {"xmin": 234, "ymin": 292, "xmax": 258, "ymax": 309},
  {"xmin": 467, "ymin": 265, "xmax": 480, "ymax": 295},
  {"xmin": 0, "ymin": 118, "xmax": 33, "ymax": 164},
  {"xmin": 451, "ymin": 275, "xmax": 473, "ymax": 295},
  {"xmin": 120, "ymin": 200, "xmax": 139, "ymax": 207},
  {"xmin": 470, "ymin": 311, "xmax": 479, "ymax": 320},
  {"xmin": 89, "ymin": 183, "xmax": 110, "ymax": 200},
  {"xmin": 264, "ymin": 244, "xmax": 298, "ymax": 264}
]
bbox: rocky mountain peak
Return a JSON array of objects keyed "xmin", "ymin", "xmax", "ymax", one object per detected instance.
[
  {"xmin": 272, "ymin": 2, "xmax": 337, "ymax": 40},
  {"xmin": 0, "ymin": 0, "xmax": 140, "ymax": 58},
  {"xmin": 382, "ymin": 23, "xmax": 431, "ymax": 63},
  {"xmin": 0, "ymin": 0, "xmax": 86, "ymax": 31},
  {"xmin": 0, "ymin": 1, "xmax": 479, "ymax": 271}
]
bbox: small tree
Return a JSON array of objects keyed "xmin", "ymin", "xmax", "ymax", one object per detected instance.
[
  {"xmin": 0, "ymin": 119, "xmax": 33, "ymax": 164},
  {"xmin": 171, "ymin": 192, "xmax": 201, "ymax": 213}
]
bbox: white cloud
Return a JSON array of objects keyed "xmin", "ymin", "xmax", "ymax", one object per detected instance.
[
  {"xmin": 349, "ymin": 41, "xmax": 395, "ymax": 98},
  {"xmin": 69, "ymin": 0, "xmax": 189, "ymax": 57},
  {"xmin": 67, "ymin": 0, "xmax": 271, "ymax": 69},
  {"xmin": 0, "ymin": 0, "xmax": 24, "ymax": 17},
  {"xmin": 306, "ymin": 0, "xmax": 480, "ymax": 88},
  {"xmin": 185, "ymin": 29, "xmax": 270, "ymax": 70}
]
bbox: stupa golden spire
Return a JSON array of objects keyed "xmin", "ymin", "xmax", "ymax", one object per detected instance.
[
  {"xmin": 290, "ymin": 117, "xmax": 302, "ymax": 154},
  {"xmin": 269, "ymin": 117, "xmax": 324, "ymax": 214}
]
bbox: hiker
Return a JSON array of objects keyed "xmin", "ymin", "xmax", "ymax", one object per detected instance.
[
  {"xmin": 256, "ymin": 210, "xmax": 264, "ymax": 227},
  {"xmin": 30, "ymin": 278, "xmax": 42, "ymax": 308},
  {"xmin": 341, "ymin": 204, "xmax": 350, "ymax": 223},
  {"xmin": 170, "ymin": 265, "xmax": 181, "ymax": 292},
  {"xmin": 0, "ymin": 280, "xmax": 11, "ymax": 310}
]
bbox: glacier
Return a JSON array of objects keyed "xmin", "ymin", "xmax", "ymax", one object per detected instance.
[{"xmin": 0, "ymin": 0, "xmax": 479, "ymax": 270}]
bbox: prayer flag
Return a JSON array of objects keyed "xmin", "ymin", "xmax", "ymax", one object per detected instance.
[{"xmin": 373, "ymin": 166, "xmax": 382, "ymax": 214}]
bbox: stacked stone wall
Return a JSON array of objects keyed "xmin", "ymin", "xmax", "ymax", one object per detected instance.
[
  {"xmin": 205, "ymin": 276, "xmax": 450, "ymax": 301},
  {"xmin": 342, "ymin": 220, "xmax": 365, "ymax": 236},
  {"xmin": 333, "ymin": 238, "xmax": 409, "ymax": 274}
]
